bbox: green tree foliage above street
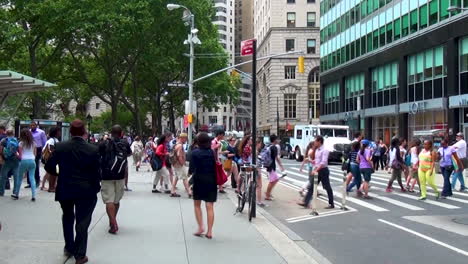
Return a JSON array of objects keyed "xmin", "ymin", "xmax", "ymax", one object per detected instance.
[{"xmin": 0, "ymin": 0, "xmax": 239, "ymax": 135}]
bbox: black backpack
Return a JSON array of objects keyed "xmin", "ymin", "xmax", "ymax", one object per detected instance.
[{"xmin": 102, "ymin": 139, "xmax": 128, "ymax": 179}]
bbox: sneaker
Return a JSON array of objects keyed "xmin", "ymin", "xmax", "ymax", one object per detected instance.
[
  {"xmin": 418, "ymin": 196, "xmax": 427, "ymax": 201},
  {"xmin": 25, "ymin": 185, "xmax": 31, "ymax": 189},
  {"xmin": 164, "ymin": 190, "xmax": 171, "ymax": 194},
  {"xmin": 400, "ymin": 188, "xmax": 407, "ymax": 193},
  {"xmin": 280, "ymin": 172, "xmax": 287, "ymax": 178},
  {"xmin": 257, "ymin": 202, "xmax": 266, "ymax": 207},
  {"xmin": 152, "ymin": 189, "xmax": 161, "ymax": 193},
  {"xmin": 324, "ymin": 205, "xmax": 335, "ymax": 209},
  {"xmin": 170, "ymin": 193, "xmax": 181, "ymax": 197},
  {"xmin": 31, "ymin": 197, "xmax": 36, "ymax": 202},
  {"xmin": 11, "ymin": 194, "xmax": 18, "ymax": 200},
  {"xmin": 460, "ymin": 187, "xmax": 466, "ymax": 192},
  {"xmin": 124, "ymin": 187, "xmax": 132, "ymax": 192},
  {"xmin": 385, "ymin": 188, "xmax": 392, "ymax": 193}
]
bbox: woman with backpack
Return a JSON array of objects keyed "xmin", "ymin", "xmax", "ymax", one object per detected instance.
[
  {"xmin": 13, "ymin": 128, "xmax": 37, "ymax": 201},
  {"xmin": 264, "ymin": 135, "xmax": 285, "ymax": 201},
  {"xmin": 356, "ymin": 140, "xmax": 373, "ymax": 199},
  {"xmin": 386, "ymin": 138, "xmax": 407, "ymax": 193},
  {"xmin": 40, "ymin": 127, "xmax": 60, "ymax": 192},
  {"xmin": 131, "ymin": 136, "xmax": 144, "ymax": 172}
]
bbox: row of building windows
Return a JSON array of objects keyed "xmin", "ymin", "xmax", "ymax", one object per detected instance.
[
  {"xmin": 287, "ymin": 12, "xmax": 317, "ymax": 27},
  {"xmin": 322, "ymin": 36, "xmax": 468, "ymax": 117},
  {"xmin": 285, "ymin": 39, "xmax": 317, "ymax": 54},
  {"xmin": 321, "ymin": 0, "xmax": 457, "ymax": 72},
  {"xmin": 287, "ymin": 0, "xmax": 316, "ymax": 4}
]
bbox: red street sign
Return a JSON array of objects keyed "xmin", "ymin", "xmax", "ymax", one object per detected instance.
[{"xmin": 241, "ymin": 39, "xmax": 255, "ymax": 56}]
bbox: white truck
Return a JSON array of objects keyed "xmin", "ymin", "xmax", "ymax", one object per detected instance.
[{"xmin": 289, "ymin": 124, "xmax": 351, "ymax": 162}]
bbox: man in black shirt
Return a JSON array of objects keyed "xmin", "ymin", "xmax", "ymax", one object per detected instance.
[
  {"xmin": 45, "ymin": 120, "xmax": 100, "ymax": 264},
  {"xmin": 99, "ymin": 125, "xmax": 132, "ymax": 234}
]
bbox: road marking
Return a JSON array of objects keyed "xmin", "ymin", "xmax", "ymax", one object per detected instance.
[
  {"xmin": 286, "ymin": 169, "xmax": 388, "ymax": 212},
  {"xmin": 378, "ymin": 219, "xmax": 468, "ymax": 257},
  {"xmin": 371, "ymin": 186, "xmax": 460, "ymax": 209},
  {"xmin": 288, "ymin": 211, "xmax": 351, "ymax": 223},
  {"xmin": 368, "ymin": 193, "xmax": 425, "ymax": 211},
  {"xmin": 326, "ymin": 170, "xmax": 461, "ymax": 209},
  {"xmin": 286, "ymin": 209, "xmax": 342, "ymax": 221}
]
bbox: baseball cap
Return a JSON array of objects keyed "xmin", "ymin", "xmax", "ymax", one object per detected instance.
[
  {"xmin": 361, "ymin": 139, "xmax": 370, "ymax": 145},
  {"xmin": 179, "ymin": 133, "xmax": 188, "ymax": 138},
  {"xmin": 456, "ymin": 132, "xmax": 464, "ymax": 137}
]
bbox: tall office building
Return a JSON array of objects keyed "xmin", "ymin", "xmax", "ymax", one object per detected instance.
[
  {"xmin": 319, "ymin": 0, "xmax": 468, "ymax": 142},
  {"xmin": 198, "ymin": 0, "xmax": 237, "ymax": 131},
  {"xmin": 254, "ymin": 0, "xmax": 321, "ymax": 137},
  {"xmin": 234, "ymin": 0, "xmax": 254, "ymax": 131}
]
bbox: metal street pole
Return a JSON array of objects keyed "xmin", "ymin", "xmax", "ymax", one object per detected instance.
[
  {"xmin": 188, "ymin": 14, "xmax": 195, "ymax": 145},
  {"xmin": 250, "ymin": 39, "xmax": 257, "ymax": 220},
  {"xmin": 277, "ymin": 97, "xmax": 280, "ymax": 136}
]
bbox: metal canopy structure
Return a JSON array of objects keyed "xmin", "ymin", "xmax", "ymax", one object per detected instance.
[{"xmin": 0, "ymin": 70, "xmax": 56, "ymax": 107}]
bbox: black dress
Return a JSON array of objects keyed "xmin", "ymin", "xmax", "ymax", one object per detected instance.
[{"xmin": 189, "ymin": 148, "xmax": 217, "ymax": 202}]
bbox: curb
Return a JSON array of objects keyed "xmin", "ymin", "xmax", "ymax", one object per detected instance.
[{"xmin": 227, "ymin": 192, "xmax": 333, "ymax": 264}]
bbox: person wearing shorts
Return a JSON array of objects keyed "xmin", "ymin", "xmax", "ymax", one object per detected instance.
[
  {"xmin": 99, "ymin": 125, "xmax": 131, "ymax": 234},
  {"xmin": 170, "ymin": 133, "xmax": 191, "ymax": 198},
  {"xmin": 265, "ymin": 135, "xmax": 285, "ymax": 201}
]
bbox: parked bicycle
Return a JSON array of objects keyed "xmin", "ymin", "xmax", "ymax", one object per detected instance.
[{"xmin": 236, "ymin": 163, "xmax": 257, "ymax": 221}]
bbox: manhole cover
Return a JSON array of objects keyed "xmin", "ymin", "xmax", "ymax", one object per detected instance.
[{"xmin": 452, "ymin": 217, "xmax": 468, "ymax": 225}]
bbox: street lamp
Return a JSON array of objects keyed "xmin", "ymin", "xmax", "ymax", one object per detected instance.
[
  {"xmin": 167, "ymin": 3, "xmax": 201, "ymax": 145},
  {"xmin": 86, "ymin": 114, "xmax": 92, "ymax": 142},
  {"xmin": 447, "ymin": 6, "xmax": 468, "ymax": 13}
]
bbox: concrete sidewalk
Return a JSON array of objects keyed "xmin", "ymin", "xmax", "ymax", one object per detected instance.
[{"xmin": 0, "ymin": 163, "xmax": 322, "ymax": 264}]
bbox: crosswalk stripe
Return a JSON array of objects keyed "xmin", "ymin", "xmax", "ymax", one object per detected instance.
[
  {"xmin": 327, "ymin": 167, "xmax": 468, "ymax": 201},
  {"xmin": 368, "ymin": 193, "xmax": 425, "ymax": 211},
  {"xmin": 284, "ymin": 169, "xmax": 389, "ymax": 212}
]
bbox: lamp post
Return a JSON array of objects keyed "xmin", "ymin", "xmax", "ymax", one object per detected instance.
[
  {"xmin": 167, "ymin": 3, "xmax": 201, "ymax": 145},
  {"xmin": 86, "ymin": 114, "xmax": 92, "ymax": 142}
]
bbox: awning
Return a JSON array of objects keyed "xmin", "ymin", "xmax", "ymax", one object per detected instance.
[{"xmin": 0, "ymin": 70, "xmax": 56, "ymax": 106}]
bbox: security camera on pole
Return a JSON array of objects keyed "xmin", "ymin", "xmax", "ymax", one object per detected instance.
[{"xmin": 167, "ymin": 3, "xmax": 201, "ymax": 145}]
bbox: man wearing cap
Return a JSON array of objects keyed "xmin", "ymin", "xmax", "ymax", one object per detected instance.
[
  {"xmin": 170, "ymin": 133, "xmax": 191, "ymax": 197},
  {"xmin": 451, "ymin": 132, "xmax": 467, "ymax": 192}
]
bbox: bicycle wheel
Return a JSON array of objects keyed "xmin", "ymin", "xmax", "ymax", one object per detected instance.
[
  {"xmin": 248, "ymin": 181, "xmax": 257, "ymax": 221},
  {"xmin": 238, "ymin": 174, "xmax": 248, "ymax": 213}
]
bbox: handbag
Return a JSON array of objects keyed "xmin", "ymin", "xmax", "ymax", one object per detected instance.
[
  {"xmin": 341, "ymin": 159, "xmax": 350, "ymax": 171},
  {"xmin": 150, "ymin": 153, "xmax": 163, "ymax": 171},
  {"xmin": 213, "ymin": 150, "xmax": 228, "ymax": 186},
  {"xmin": 223, "ymin": 159, "xmax": 232, "ymax": 171}
]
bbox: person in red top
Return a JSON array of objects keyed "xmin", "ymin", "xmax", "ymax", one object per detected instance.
[
  {"xmin": 152, "ymin": 133, "xmax": 171, "ymax": 193},
  {"xmin": 211, "ymin": 129, "xmax": 228, "ymax": 193}
]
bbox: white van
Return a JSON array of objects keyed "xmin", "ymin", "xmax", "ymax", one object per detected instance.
[{"xmin": 289, "ymin": 125, "xmax": 351, "ymax": 162}]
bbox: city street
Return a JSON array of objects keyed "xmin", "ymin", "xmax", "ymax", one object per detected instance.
[{"xmin": 258, "ymin": 158, "xmax": 468, "ymax": 264}]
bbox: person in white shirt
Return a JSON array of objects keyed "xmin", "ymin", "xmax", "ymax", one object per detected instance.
[
  {"xmin": 40, "ymin": 127, "xmax": 61, "ymax": 192},
  {"xmin": 14, "ymin": 128, "xmax": 37, "ymax": 201},
  {"xmin": 451, "ymin": 132, "xmax": 467, "ymax": 192}
]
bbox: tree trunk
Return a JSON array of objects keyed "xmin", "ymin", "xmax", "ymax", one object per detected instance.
[
  {"xmin": 168, "ymin": 100, "xmax": 176, "ymax": 133},
  {"xmin": 111, "ymin": 99, "xmax": 118, "ymax": 125},
  {"xmin": 29, "ymin": 45, "xmax": 44, "ymax": 119},
  {"xmin": 132, "ymin": 69, "xmax": 143, "ymax": 136},
  {"xmin": 155, "ymin": 89, "xmax": 162, "ymax": 135}
]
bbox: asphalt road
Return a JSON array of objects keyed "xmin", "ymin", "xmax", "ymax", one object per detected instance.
[{"xmin": 261, "ymin": 158, "xmax": 468, "ymax": 264}]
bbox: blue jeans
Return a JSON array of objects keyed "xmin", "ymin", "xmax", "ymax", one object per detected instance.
[
  {"xmin": 441, "ymin": 166, "xmax": 453, "ymax": 197},
  {"xmin": 0, "ymin": 159, "xmax": 20, "ymax": 196},
  {"xmin": 347, "ymin": 163, "xmax": 362, "ymax": 192},
  {"xmin": 451, "ymin": 170, "xmax": 466, "ymax": 190},
  {"xmin": 14, "ymin": 159, "xmax": 36, "ymax": 198}
]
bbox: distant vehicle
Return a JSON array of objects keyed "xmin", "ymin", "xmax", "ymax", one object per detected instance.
[
  {"xmin": 289, "ymin": 124, "xmax": 351, "ymax": 162},
  {"xmin": 280, "ymin": 142, "xmax": 294, "ymax": 159}
]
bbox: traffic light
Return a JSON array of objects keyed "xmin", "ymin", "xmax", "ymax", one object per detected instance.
[
  {"xmin": 187, "ymin": 114, "xmax": 193, "ymax": 123},
  {"xmin": 298, "ymin": 56, "xmax": 305, "ymax": 73}
]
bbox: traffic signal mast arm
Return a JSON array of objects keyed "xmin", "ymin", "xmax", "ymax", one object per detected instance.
[{"xmin": 192, "ymin": 50, "xmax": 304, "ymax": 84}]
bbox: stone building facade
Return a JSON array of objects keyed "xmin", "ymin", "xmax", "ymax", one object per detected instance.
[{"xmin": 254, "ymin": 0, "xmax": 321, "ymax": 137}]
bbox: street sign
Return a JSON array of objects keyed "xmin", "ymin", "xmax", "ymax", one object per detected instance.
[
  {"xmin": 184, "ymin": 100, "xmax": 197, "ymax": 114},
  {"xmin": 241, "ymin": 39, "xmax": 255, "ymax": 56},
  {"xmin": 168, "ymin": 82, "xmax": 188, "ymax": 88}
]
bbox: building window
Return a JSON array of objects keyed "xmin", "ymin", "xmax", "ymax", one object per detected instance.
[
  {"xmin": 307, "ymin": 39, "xmax": 316, "ymax": 54},
  {"xmin": 284, "ymin": 66, "xmax": 296, "ymax": 79},
  {"xmin": 345, "ymin": 73, "xmax": 365, "ymax": 112},
  {"xmin": 372, "ymin": 62, "xmax": 398, "ymax": 108},
  {"xmin": 284, "ymin": 94, "xmax": 297, "ymax": 119},
  {"xmin": 287, "ymin": 0, "xmax": 295, "ymax": 3},
  {"xmin": 307, "ymin": 0, "xmax": 316, "ymax": 3},
  {"xmin": 308, "ymin": 68, "xmax": 319, "ymax": 83},
  {"xmin": 324, "ymin": 82, "xmax": 340, "ymax": 115},
  {"xmin": 286, "ymin": 39, "xmax": 295, "ymax": 52},
  {"xmin": 408, "ymin": 46, "xmax": 446, "ymax": 101},
  {"xmin": 307, "ymin": 12, "xmax": 316, "ymax": 27},
  {"xmin": 308, "ymin": 68, "xmax": 320, "ymax": 120},
  {"xmin": 287, "ymin": 12, "xmax": 296, "ymax": 27},
  {"xmin": 460, "ymin": 37, "xmax": 468, "ymax": 94},
  {"xmin": 209, "ymin": 116, "xmax": 218, "ymax": 125},
  {"xmin": 95, "ymin": 103, "xmax": 100, "ymax": 110}
]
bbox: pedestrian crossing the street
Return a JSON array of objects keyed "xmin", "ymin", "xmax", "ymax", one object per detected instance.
[{"xmin": 272, "ymin": 164, "xmax": 468, "ymax": 214}]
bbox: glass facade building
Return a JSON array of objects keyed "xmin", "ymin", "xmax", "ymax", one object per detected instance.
[{"xmin": 320, "ymin": 0, "xmax": 468, "ymax": 143}]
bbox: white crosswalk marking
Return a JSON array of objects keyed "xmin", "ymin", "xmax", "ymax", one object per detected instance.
[{"xmin": 368, "ymin": 193, "xmax": 425, "ymax": 211}]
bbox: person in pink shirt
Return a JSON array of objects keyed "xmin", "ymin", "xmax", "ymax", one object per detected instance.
[{"xmin": 308, "ymin": 135, "xmax": 334, "ymax": 209}]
